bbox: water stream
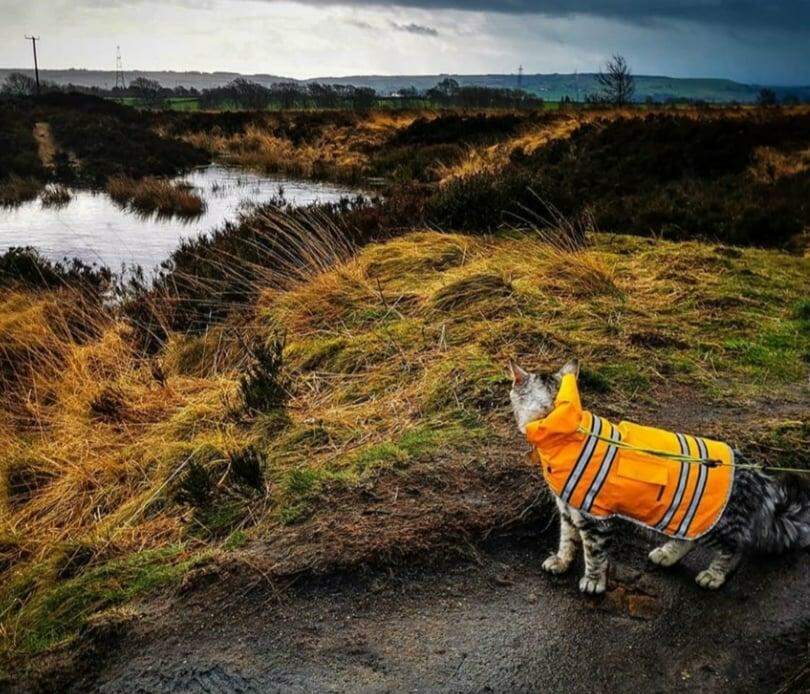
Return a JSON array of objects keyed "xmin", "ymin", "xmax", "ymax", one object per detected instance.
[{"xmin": 0, "ymin": 165, "xmax": 363, "ymax": 273}]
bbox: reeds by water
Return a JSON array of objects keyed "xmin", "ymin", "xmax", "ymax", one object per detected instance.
[{"xmin": 107, "ymin": 175, "xmax": 206, "ymax": 218}]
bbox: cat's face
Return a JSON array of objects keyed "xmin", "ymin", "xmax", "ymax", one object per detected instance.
[{"xmin": 509, "ymin": 359, "xmax": 579, "ymax": 434}]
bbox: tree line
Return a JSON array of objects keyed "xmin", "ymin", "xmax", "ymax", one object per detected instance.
[
  {"xmin": 2, "ymin": 55, "xmax": 805, "ymax": 109},
  {"xmin": 0, "ymin": 72, "xmax": 543, "ymax": 110}
]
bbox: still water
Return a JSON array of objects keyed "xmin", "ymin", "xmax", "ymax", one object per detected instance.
[{"xmin": 0, "ymin": 165, "xmax": 362, "ymax": 273}]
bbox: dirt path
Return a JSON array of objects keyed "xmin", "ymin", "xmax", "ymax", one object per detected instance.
[
  {"xmin": 32, "ymin": 122, "xmax": 56, "ymax": 170},
  {"xmin": 48, "ymin": 525, "xmax": 809, "ymax": 693}
]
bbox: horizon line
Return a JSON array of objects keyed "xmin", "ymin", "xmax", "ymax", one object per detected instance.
[{"xmin": 2, "ymin": 66, "xmax": 809, "ymax": 88}]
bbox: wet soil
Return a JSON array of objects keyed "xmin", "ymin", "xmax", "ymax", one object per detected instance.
[{"xmin": 31, "ymin": 525, "xmax": 810, "ymax": 694}]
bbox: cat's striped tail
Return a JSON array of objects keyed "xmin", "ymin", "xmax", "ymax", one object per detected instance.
[{"xmin": 758, "ymin": 472, "xmax": 810, "ymax": 553}]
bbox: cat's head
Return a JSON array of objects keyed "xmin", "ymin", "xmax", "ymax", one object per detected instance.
[{"xmin": 508, "ymin": 358, "xmax": 580, "ymax": 434}]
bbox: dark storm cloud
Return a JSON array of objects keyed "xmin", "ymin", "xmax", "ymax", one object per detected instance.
[
  {"xmin": 279, "ymin": 1, "xmax": 810, "ymax": 32},
  {"xmin": 391, "ymin": 21, "xmax": 439, "ymax": 35}
]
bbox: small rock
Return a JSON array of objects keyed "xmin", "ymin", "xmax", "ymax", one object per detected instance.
[{"xmin": 492, "ymin": 573, "xmax": 514, "ymax": 587}]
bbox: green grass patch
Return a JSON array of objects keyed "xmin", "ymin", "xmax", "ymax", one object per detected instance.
[
  {"xmin": 272, "ymin": 415, "xmax": 486, "ymax": 524},
  {"xmin": 1, "ymin": 546, "xmax": 207, "ymax": 657},
  {"xmin": 289, "ymin": 336, "xmax": 348, "ymax": 372},
  {"xmin": 347, "ymin": 416, "xmax": 486, "ymax": 478},
  {"xmin": 193, "ymin": 499, "xmax": 251, "ymax": 538},
  {"xmin": 421, "ymin": 350, "xmax": 511, "ymax": 414},
  {"xmin": 723, "ymin": 318, "xmax": 808, "ymax": 381},
  {"xmin": 223, "ymin": 530, "xmax": 248, "ymax": 551}
]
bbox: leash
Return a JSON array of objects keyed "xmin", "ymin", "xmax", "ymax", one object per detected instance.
[{"xmin": 575, "ymin": 425, "xmax": 810, "ymax": 475}]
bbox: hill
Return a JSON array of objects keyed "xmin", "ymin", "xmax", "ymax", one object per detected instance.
[{"xmin": 2, "ymin": 68, "xmax": 809, "ymax": 103}]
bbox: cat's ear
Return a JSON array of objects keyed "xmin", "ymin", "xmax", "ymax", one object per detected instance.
[
  {"xmin": 554, "ymin": 358, "xmax": 580, "ymax": 383},
  {"xmin": 509, "ymin": 361, "xmax": 530, "ymax": 387}
]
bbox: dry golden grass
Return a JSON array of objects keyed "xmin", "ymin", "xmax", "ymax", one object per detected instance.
[
  {"xmin": 182, "ymin": 105, "xmax": 810, "ymax": 188},
  {"xmin": 0, "ymin": 177, "xmax": 41, "ymax": 207},
  {"xmin": 106, "ymin": 176, "xmax": 205, "ymax": 218},
  {"xmin": 749, "ymin": 145, "xmax": 810, "ymax": 183},
  {"xmin": 181, "ymin": 111, "xmax": 418, "ymax": 182},
  {"xmin": 434, "ymin": 105, "xmax": 792, "ymax": 184},
  {"xmin": 435, "ymin": 112, "xmax": 588, "ymax": 183},
  {"xmin": 1, "ymin": 222, "xmax": 808, "ymax": 662}
]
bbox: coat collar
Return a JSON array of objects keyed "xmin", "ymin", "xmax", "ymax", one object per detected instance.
[{"xmin": 524, "ymin": 374, "xmax": 585, "ymax": 447}]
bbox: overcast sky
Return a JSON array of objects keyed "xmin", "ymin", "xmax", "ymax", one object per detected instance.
[{"xmin": 1, "ymin": 1, "xmax": 807, "ymax": 84}]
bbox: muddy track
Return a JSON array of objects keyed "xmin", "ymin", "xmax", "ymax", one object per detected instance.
[{"xmin": 35, "ymin": 524, "xmax": 810, "ymax": 694}]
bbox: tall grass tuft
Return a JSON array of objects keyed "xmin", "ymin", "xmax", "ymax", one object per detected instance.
[
  {"xmin": 39, "ymin": 184, "xmax": 72, "ymax": 208},
  {"xmin": 228, "ymin": 447, "xmax": 265, "ymax": 491},
  {"xmin": 238, "ymin": 334, "xmax": 289, "ymax": 415},
  {"xmin": 106, "ymin": 175, "xmax": 206, "ymax": 218},
  {"xmin": 123, "ymin": 205, "xmax": 359, "ymax": 351}
]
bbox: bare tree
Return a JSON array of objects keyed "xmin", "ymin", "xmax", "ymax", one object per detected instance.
[
  {"xmin": 1, "ymin": 72, "xmax": 37, "ymax": 97},
  {"xmin": 129, "ymin": 77, "xmax": 165, "ymax": 109},
  {"xmin": 597, "ymin": 54, "xmax": 635, "ymax": 106},
  {"xmin": 756, "ymin": 88, "xmax": 777, "ymax": 107}
]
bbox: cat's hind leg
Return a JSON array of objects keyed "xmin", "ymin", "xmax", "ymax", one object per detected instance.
[
  {"xmin": 649, "ymin": 538, "xmax": 694, "ymax": 567},
  {"xmin": 695, "ymin": 545, "xmax": 742, "ymax": 590},
  {"xmin": 542, "ymin": 497, "xmax": 580, "ymax": 575}
]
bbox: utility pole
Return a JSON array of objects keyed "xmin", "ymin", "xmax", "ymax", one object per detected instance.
[{"xmin": 25, "ymin": 35, "xmax": 40, "ymax": 95}]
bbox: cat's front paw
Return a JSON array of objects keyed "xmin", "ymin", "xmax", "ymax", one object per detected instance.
[
  {"xmin": 695, "ymin": 569, "xmax": 726, "ymax": 590},
  {"xmin": 542, "ymin": 554, "xmax": 571, "ymax": 575},
  {"xmin": 649, "ymin": 546, "xmax": 679, "ymax": 567},
  {"xmin": 579, "ymin": 575, "xmax": 607, "ymax": 595}
]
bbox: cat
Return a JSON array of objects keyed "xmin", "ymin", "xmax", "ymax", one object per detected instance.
[{"xmin": 510, "ymin": 358, "xmax": 810, "ymax": 593}]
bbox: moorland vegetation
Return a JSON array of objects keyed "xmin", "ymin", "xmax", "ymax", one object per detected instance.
[{"xmin": 0, "ymin": 94, "xmax": 808, "ymax": 685}]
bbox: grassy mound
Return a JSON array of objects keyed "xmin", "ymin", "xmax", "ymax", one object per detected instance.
[{"xmin": 1, "ymin": 227, "xmax": 807, "ymax": 670}]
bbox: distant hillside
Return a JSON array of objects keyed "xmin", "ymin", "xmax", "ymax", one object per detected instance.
[{"xmin": 2, "ymin": 68, "xmax": 809, "ymax": 103}]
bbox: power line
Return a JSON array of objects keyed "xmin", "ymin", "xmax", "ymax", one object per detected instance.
[{"xmin": 25, "ymin": 35, "xmax": 40, "ymax": 95}]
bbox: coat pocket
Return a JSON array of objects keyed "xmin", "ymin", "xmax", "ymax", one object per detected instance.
[{"xmin": 616, "ymin": 455, "xmax": 668, "ymax": 487}]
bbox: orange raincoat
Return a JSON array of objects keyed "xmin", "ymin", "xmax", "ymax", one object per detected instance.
[{"xmin": 525, "ymin": 374, "xmax": 735, "ymax": 540}]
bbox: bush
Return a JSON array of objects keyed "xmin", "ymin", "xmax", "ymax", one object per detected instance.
[
  {"xmin": 371, "ymin": 143, "xmax": 466, "ymax": 182},
  {"xmin": 0, "ymin": 247, "xmax": 110, "ymax": 293},
  {"xmin": 388, "ymin": 113, "xmax": 527, "ymax": 147},
  {"xmin": 238, "ymin": 334, "xmax": 289, "ymax": 415},
  {"xmin": 174, "ymin": 462, "xmax": 213, "ymax": 507},
  {"xmin": 0, "ymin": 102, "xmax": 44, "ymax": 181},
  {"xmin": 40, "ymin": 184, "xmax": 71, "ymax": 207},
  {"xmin": 426, "ymin": 111, "xmax": 810, "ymax": 246},
  {"xmin": 425, "ymin": 168, "xmax": 537, "ymax": 232},
  {"xmin": 228, "ymin": 447, "xmax": 265, "ymax": 491},
  {"xmin": 0, "ymin": 176, "xmax": 41, "ymax": 207}
]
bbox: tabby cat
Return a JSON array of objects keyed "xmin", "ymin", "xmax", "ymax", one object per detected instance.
[{"xmin": 510, "ymin": 359, "xmax": 810, "ymax": 593}]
